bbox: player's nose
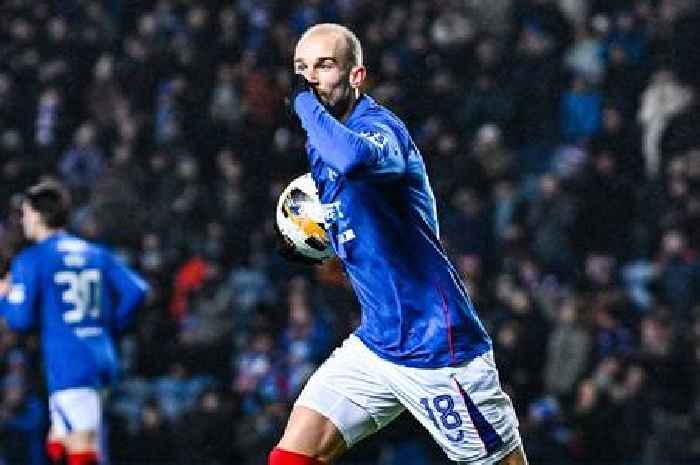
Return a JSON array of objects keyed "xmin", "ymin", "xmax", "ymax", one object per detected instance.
[{"xmin": 305, "ymin": 68, "xmax": 319, "ymax": 84}]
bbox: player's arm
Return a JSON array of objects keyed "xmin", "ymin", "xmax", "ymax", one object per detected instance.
[
  {"xmin": 0, "ymin": 254, "xmax": 39, "ymax": 331},
  {"xmin": 293, "ymin": 91, "xmax": 405, "ymax": 178},
  {"xmin": 105, "ymin": 253, "xmax": 149, "ymax": 332}
]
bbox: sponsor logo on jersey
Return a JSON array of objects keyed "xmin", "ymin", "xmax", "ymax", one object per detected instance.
[
  {"xmin": 337, "ymin": 229, "xmax": 356, "ymax": 244},
  {"xmin": 326, "ymin": 167, "xmax": 338, "ymax": 181},
  {"xmin": 359, "ymin": 130, "xmax": 387, "ymax": 147},
  {"xmin": 75, "ymin": 327, "xmax": 103, "ymax": 338}
]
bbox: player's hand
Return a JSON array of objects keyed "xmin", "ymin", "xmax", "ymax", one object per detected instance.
[
  {"xmin": 285, "ymin": 73, "xmax": 313, "ymax": 120},
  {"xmin": 274, "ymin": 223, "xmax": 322, "ymax": 265}
]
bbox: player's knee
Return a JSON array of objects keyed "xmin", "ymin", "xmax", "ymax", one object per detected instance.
[
  {"xmin": 63, "ymin": 431, "xmax": 98, "ymax": 465},
  {"xmin": 497, "ymin": 445, "xmax": 528, "ymax": 465},
  {"xmin": 276, "ymin": 406, "xmax": 347, "ymax": 462},
  {"xmin": 63, "ymin": 430, "xmax": 98, "ymax": 454}
]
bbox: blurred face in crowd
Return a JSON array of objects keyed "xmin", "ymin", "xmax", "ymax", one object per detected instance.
[{"xmin": 294, "ymin": 25, "xmax": 366, "ymax": 120}]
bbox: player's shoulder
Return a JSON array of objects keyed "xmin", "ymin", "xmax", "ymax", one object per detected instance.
[
  {"xmin": 50, "ymin": 233, "xmax": 113, "ymax": 263},
  {"xmin": 350, "ymin": 95, "xmax": 411, "ymax": 144},
  {"xmin": 351, "ymin": 96, "xmax": 407, "ymax": 130},
  {"xmin": 13, "ymin": 243, "xmax": 42, "ymax": 265},
  {"xmin": 52, "ymin": 233, "xmax": 97, "ymax": 253}
]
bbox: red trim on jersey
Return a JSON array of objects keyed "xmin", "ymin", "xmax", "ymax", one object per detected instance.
[{"xmin": 437, "ymin": 284, "xmax": 456, "ymax": 364}]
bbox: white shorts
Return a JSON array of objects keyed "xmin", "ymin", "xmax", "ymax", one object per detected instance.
[
  {"xmin": 48, "ymin": 387, "xmax": 102, "ymax": 437},
  {"xmin": 296, "ymin": 335, "xmax": 521, "ymax": 464}
]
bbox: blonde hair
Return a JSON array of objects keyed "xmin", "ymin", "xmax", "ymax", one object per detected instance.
[{"xmin": 300, "ymin": 23, "xmax": 363, "ymax": 68}]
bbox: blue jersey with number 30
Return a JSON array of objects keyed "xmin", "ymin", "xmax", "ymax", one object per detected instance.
[
  {"xmin": 295, "ymin": 93, "xmax": 491, "ymax": 368},
  {"xmin": 0, "ymin": 232, "xmax": 148, "ymax": 392}
]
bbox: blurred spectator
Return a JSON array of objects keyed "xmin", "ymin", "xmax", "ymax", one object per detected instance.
[
  {"xmin": 58, "ymin": 122, "xmax": 106, "ymax": 201},
  {"xmin": 233, "ymin": 331, "xmax": 284, "ymax": 413},
  {"xmin": 589, "ymin": 104, "xmax": 643, "ymax": 181},
  {"xmin": 654, "ymin": 229, "xmax": 700, "ymax": 322},
  {"xmin": 209, "ymin": 64, "xmax": 245, "ymax": 134},
  {"xmin": 155, "ymin": 361, "xmax": 214, "ymax": 422},
  {"xmin": 0, "ymin": 375, "xmax": 45, "ymax": 465},
  {"xmin": 34, "ymin": 87, "xmax": 63, "ymax": 155},
  {"xmin": 443, "ymin": 187, "xmax": 490, "ymax": 257},
  {"xmin": 121, "ymin": 400, "xmax": 176, "ymax": 465},
  {"xmin": 525, "ymin": 174, "xmax": 576, "ymax": 278},
  {"xmin": 169, "ymin": 255, "xmax": 209, "ymax": 322},
  {"xmin": 544, "ymin": 295, "xmax": 591, "ymax": 400},
  {"xmin": 574, "ymin": 149, "xmax": 635, "ymax": 259},
  {"xmin": 178, "ymin": 262, "xmax": 233, "ymax": 377},
  {"xmin": 590, "ymin": 291, "xmax": 634, "ymax": 362},
  {"xmin": 458, "ymin": 76, "xmax": 515, "ymax": 141},
  {"xmin": 280, "ymin": 279, "xmax": 332, "ymax": 395},
  {"xmin": 174, "ymin": 389, "xmax": 237, "ymax": 464},
  {"xmin": 638, "ymin": 69, "xmax": 694, "ymax": 178},
  {"xmin": 639, "ymin": 311, "xmax": 697, "ymax": 464},
  {"xmin": 560, "ymin": 75, "xmax": 602, "ymax": 143},
  {"xmin": 564, "ymin": 23, "xmax": 605, "ymax": 84}
]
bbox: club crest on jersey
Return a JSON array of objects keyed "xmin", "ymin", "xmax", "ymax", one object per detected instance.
[
  {"xmin": 322, "ymin": 201, "xmax": 343, "ymax": 224},
  {"xmin": 326, "ymin": 167, "xmax": 338, "ymax": 181},
  {"xmin": 359, "ymin": 130, "xmax": 387, "ymax": 147}
]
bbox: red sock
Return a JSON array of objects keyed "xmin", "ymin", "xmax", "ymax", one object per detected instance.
[
  {"xmin": 46, "ymin": 440, "xmax": 65, "ymax": 464},
  {"xmin": 269, "ymin": 447, "xmax": 324, "ymax": 465},
  {"xmin": 67, "ymin": 451, "xmax": 98, "ymax": 465}
]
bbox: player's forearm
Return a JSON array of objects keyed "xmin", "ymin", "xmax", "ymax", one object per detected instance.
[
  {"xmin": 294, "ymin": 92, "xmax": 377, "ymax": 174},
  {"xmin": 114, "ymin": 285, "xmax": 148, "ymax": 331},
  {"xmin": 0, "ymin": 303, "xmax": 33, "ymax": 331}
]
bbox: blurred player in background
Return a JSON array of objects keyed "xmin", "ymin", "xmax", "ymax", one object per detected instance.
[
  {"xmin": 0, "ymin": 180, "xmax": 149, "ymax": 465},
  {"xmin": 270, "ymin": 24, "xmax": 528, "ymax": 465}
]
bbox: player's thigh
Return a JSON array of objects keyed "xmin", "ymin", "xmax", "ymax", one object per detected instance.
[
  {"xmin": 382, "ymin": 350, "xmax": 522, "ymax": 464},
  {"xmin": 283, "ymin": 336, "xmax": 405, "ymax": 458},
  {"xmin": 49, "ymin": 387, "xmax": 101, "ymax": 451}
]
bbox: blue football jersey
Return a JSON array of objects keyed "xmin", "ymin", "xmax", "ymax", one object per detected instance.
[
  {"xmin": 0, "ymin": 232, "xmax": 148, "ymax": 392},
  {"xmin": 295, "ymin": 93, "xmax": 491, "ymax": 368}
]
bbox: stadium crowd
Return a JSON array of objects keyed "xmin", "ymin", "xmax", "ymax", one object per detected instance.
[{"xmin": 1, "ymin": 0, "xmax": 700, "ymax": 464}]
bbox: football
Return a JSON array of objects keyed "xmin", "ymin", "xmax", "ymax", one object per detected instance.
[{"xmin": 276, "ymin": 173, "xmax": 335, "ymax": 262}]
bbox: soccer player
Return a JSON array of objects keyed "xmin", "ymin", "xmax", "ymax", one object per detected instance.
[
  {"xmin": 270, "ymin": 24, "xmax": 528, "ymax": 465},
  {"xmin": 0, "ymin": 180, "xmax": 149, "ymax": 465}
]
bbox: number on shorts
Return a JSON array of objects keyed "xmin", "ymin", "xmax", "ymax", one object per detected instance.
[{"xmin": 420, "ymin": 395, "xmax": 465, "ymax": 442}]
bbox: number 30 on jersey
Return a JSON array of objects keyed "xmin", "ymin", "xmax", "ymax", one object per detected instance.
[{"xmin": 54, "ymin": 269, "xmax": 101, "ymax": 323}]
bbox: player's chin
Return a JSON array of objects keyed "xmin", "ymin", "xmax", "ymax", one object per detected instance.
[
  {"xmin": 317, "ymin": 94, "xmax": 333, "ymax": 106},
  {"xmin": 325, "ymin": 97, "xmax": 351, "ymax": 118}
]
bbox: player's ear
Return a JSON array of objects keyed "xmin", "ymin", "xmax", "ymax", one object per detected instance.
[{"xmin": 349, "ymin": 65, "xmax": 366, "ymax": 90}]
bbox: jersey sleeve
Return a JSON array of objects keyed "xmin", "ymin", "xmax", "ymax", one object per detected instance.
[
  {"xmin": 0, "ymin": 253, "xmax": 40, "ymax": 331},
  {"xmin": 294, "ymin": 92, "xmax": 406, "ymax": 178},
  {"xmin": 104, "ymin": 252, "xmax": 149, "ymax": 332}
]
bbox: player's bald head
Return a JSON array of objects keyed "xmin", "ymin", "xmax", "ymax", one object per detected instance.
[{"xmin": 296, "ymin": 23, "xmax": 363, "ymax": 69}]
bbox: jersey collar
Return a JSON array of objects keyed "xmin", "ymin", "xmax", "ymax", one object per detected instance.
[{"xmin": 345, "ymin": 94, "xmax": 376, "ymax": 126}]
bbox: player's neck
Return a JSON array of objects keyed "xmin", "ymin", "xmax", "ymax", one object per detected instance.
[
  {"xmin": 34, "ymin": 227, "xmax": 63, "ymax": 242},
  {"xmin": 339, "ymin": 91, "xmax": 360, "ymax": 123}
]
